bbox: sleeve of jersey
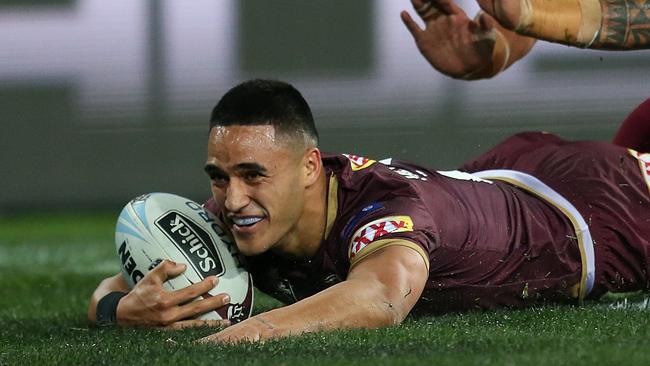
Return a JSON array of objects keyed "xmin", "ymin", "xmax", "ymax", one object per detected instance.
[{"xmin": 347, "ymin": 213, "xmax": 432, "ymax": 271}]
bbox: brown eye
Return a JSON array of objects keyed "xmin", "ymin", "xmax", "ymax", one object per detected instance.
[
  {"xmin": 211, "ymin": 175, "xmax": 229, "ymax": 188},
  {"xmin": 243, "ymin": 171, "xmax": 263, "ymax": 182}
]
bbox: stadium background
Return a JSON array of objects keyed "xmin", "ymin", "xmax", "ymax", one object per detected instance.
[{"xmin": 2, "ymin": 0, "xmax": 650, "ymax": 214}]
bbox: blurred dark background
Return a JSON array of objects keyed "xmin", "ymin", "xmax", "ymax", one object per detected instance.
[{"xmin": 1, "ymin": 0, "xmax": 649, "ymax": 214}]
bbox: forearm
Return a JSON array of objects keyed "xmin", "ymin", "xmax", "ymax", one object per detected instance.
[
  {"xmin": 87, "ymin": 273, "xmax": 129, "ymax": 324},
  {"xmin": 592, "ymin": 0, "xmax": 650, "ymax": 49},
  {"xmin": 202, "ymin": 245, "xmax": 428, "ymax": 343},
  {"xmin": 500, "ymin": 25, "xmax": 537, "ymax": 66},
  {"xmin": 484, "ymin": 0, "xmax": 650, "ymax": 50},
  {"xmin": 253, "ymin": 279, "xmax": 406, "ymax": 338}
]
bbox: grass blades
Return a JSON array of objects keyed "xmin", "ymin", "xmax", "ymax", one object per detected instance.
[{"xmin": 1, "ymin": 213, "xmax": 649, "ymax": 365}]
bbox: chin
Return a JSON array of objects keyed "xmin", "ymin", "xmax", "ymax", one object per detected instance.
[{"xmin": 234, "ymin": 236, "xmax": 272, "ymax": 257}]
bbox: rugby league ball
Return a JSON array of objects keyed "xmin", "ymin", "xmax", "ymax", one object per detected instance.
[{"xmin": 114, "ymin": 192, "xmax": 253, "ymax": 323}]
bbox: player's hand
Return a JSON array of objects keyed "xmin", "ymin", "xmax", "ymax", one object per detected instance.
[
  {"xmin": 116, "ymin": 259, "xmax": 232, "ymax": 329},
  {"xmin": 196, "ymin": 316, "xmax": 276, "ymax": 344},
  {"xmin": 401, "ymin": 0, "xmax": 498, "ymax": 79},
  {"xmin": 475, "ymin": 0, "xmax": 521, "ymax": 30}
]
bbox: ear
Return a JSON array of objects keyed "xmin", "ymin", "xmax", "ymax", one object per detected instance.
[{"xmin": 302, "ymin": 147, "xmax": 322, "ymax": 188}]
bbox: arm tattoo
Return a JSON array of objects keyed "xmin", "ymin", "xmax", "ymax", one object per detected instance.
[{"xmin": 594, "ymin": 0, "xmax": 650, "ymax": 49}]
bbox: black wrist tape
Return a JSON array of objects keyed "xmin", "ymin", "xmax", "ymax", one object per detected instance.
[{"xmin": 96, "ymin": 291, "xmax": 128, "ymax": 327}]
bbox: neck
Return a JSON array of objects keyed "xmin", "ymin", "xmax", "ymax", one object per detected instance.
[{"xmin": 274, "ymin": 169, "xmax": 328, "ymax": 259}]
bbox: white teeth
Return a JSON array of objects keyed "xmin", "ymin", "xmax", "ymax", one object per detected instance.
[{"xmin": 232, "ymin": 217, "xmax": 263, "ymax": 226}]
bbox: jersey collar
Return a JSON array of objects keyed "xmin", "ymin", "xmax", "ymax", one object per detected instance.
[{"xmin": 323, "ymin": 172, "xmax": 338, "ymax": 240}]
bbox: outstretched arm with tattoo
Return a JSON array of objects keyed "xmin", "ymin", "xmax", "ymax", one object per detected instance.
[{"xmin": 477, "ymin": 0, "xmax": 650, "ymax": 49}]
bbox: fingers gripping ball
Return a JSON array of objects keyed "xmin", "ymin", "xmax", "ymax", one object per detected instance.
[{"xmin": 115, "ymin": 192, "xmax": 254, "ymax": 323}]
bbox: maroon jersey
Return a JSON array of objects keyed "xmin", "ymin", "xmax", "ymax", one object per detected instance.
[
  {"xmin": 205, "ymin": 132, "xmax": 650, "ymax": 314},
  {"xmin": 460, "ymin": 132, "xmax": 650, "ymax": 301},
  {"xmin": 613, "ymin": 97, "xmax": 650, "ymax": 152}
]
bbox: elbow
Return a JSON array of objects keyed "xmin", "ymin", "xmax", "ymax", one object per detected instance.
[
  {"xmin": 347, "ymin": 245, "xmax": 428, "ymax": 329},
  {"xmin": 367, "ymin": 300, "xmax": 410, "ymax": 328},
  {"xmin": 383, "ymin": 302, "xmax": 406, "ymax": 327},
  {"xmin": 373, "ymin": 284, "xmax": 414, "ymax": 327}
]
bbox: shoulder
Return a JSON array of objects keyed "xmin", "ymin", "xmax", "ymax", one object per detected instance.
[
  {"xmin": 321, "ymin": 152, "xmax": 385, "ymax": 183},
  {"xmin": 323, "ymin": 152, "xmax": 433, "ymax": 193},
  {"xmin": 322, "ymin": 153, "xmax": 440, "ymax": 270}
]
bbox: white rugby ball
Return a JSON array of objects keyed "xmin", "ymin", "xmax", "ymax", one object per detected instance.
[{"xmin": 114, "ymin": 192, "xmax": 253, "ymax": 323}]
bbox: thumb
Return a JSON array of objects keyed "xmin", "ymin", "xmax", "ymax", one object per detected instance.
[
  {"xmin": 475, "ymin": 11, "xmax": 497, "ymax": 32},
  {"xmin": 472, "ymin": 11, "xmax": 498, "ymax": 46}
]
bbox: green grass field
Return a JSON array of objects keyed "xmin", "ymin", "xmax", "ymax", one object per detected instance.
[{"xmin": 2, "ymin": 213, "xmax": 650, "ymax": 365}]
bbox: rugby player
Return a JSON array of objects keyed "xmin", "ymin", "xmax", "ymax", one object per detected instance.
[
  {"xmin": 401, "ymin": 0, "xmax": 650, "ymax": 79},
  {"xmin": 89, "ymin": 80, "xmax": 650, "ymax": 344}
]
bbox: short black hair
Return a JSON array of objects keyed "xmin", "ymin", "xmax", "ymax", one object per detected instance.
[{"xmin": 209, "ymin": 79, "xmax": 319, "ymax": 146}]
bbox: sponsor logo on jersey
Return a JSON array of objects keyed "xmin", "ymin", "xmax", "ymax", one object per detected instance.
[
  {"xmin": 156, "ymin": 211, "xmax": 225, "ymax": 277},
  {"xmin": 349, "ymin": 215, "xmax": 414, "ymax": 258},
  {"xmin": 629, "ymin": 149, "xmax": 650, "ymax": 193},
  {"xmin": 343, "ymin": 154, "xmax": 376, "ymax": 171}
]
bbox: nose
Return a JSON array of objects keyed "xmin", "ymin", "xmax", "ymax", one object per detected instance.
[{"xmin": 224, "ymin": 178, "xmax": 250, "ymax": 213}]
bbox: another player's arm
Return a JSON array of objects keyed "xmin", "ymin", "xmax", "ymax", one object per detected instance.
[
  {"xmin": 464, "ymin": 13, "xmax": 537, "ymax": 79},
  {"xmin": 87, "ymin": 260, "xmax": 231, "ymax": 329},
  {"xmin": 401, "ymin": 0, "xmax": 536, "ymax": 80},
  {"xmin": 198, "ymin": 243, "xmax": 429, "ymax": 344},
  {"xmin": 477, "ymin": 0, "xmax": 650, "ymax": 50}
]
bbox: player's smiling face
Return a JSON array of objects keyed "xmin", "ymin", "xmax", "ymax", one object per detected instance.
[{"xmin": 205, "ymin": 125, "xmax": 306, "ymax": 256}]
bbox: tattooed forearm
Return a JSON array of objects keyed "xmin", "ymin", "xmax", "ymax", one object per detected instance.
[{"xmin": 592, "ymin": 0, "xmax": 650, "ymax": 49}]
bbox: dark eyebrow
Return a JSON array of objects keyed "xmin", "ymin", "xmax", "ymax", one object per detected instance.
[
  {"xmin": 203, "ymin": 162, "xmax": 268, "ymax": 178},
  {"xmin": 204, "ymin": 164, "xmax": 227, "ymax": 178},
  {"xmin": 234, "ymin": 162, "xmax": 268, "ymax": 174}
]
